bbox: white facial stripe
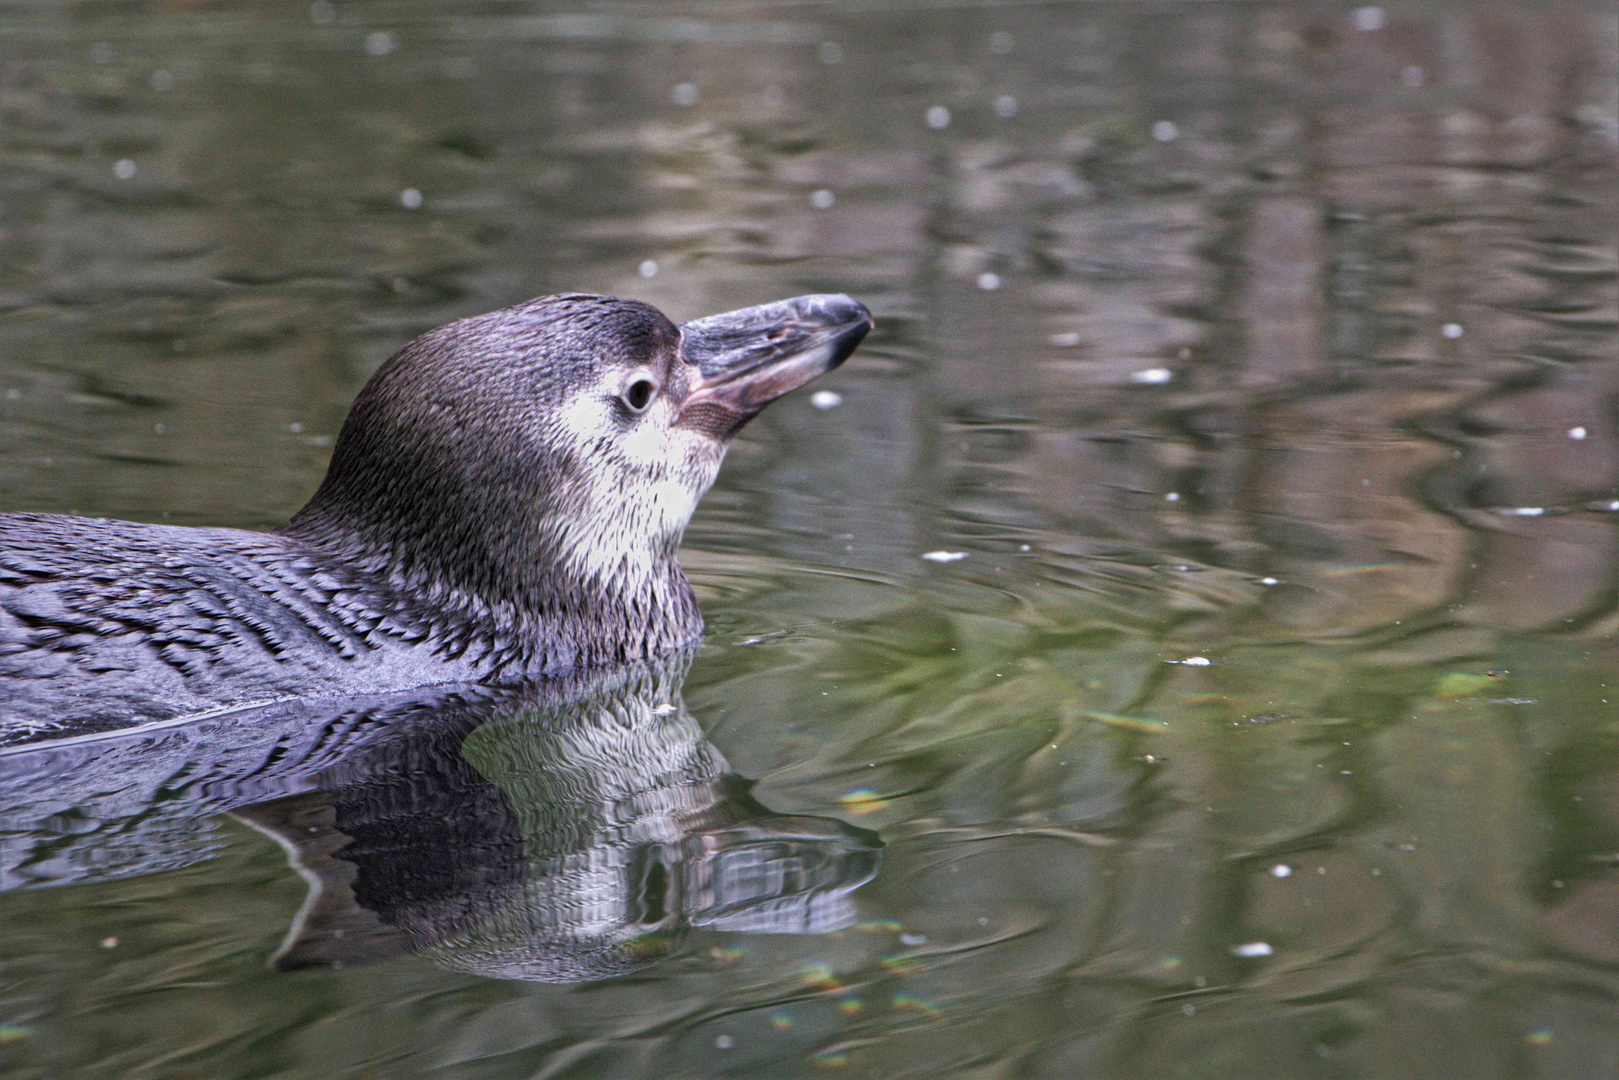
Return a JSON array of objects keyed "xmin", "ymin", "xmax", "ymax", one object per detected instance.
[{"xmin": 546, "ymin": 380, "xmax": 723, "ymax": 587}]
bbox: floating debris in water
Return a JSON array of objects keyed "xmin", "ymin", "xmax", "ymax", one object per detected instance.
[
  {"xmin": 1151, "ymin": 120, "xmax": 1179, "ymax": 142},
  {"xmin": 672, "ymin": 82, "xmax": 699, "ymax": 106},
  {"xmin": 994, "ymin": 95, "xmax": 1018, "ymax": 118},
  {"xmin": 1075, "ymin": 709, "xmax": 1169, "ymax": 734},
  {"xmin": 1171, "ymin": 656, "xmax": 1212, "ymax": 667},
  {"xmin": 400, "ymin": 187, "xmax": 423, "ymax": 209},
  {"xmin": 113, "ymin": 159, "xmax": 137, "ymax": 180},
  {"xmin": 925, "ymin": 105, "xmax": 951, "ymax": 130},
  {"xmin": 1435, "ymin": 672, "xmax": 1494, "ymax": 698},
  {"xmin": 1132, "ymin": 367, "xmax": 1173, "ymax": 384},
  {"xmin": 1232, "ymin": 941, "xmax": 1274, "ymax": 958},
  {"xmin": 921, "ymin": 550, "xmax": 967, "ymax": 562},
  {"xmin": 838, "ymin": 789, "xmax": 887, "ymax": 815},
  {"xmin": 811, "ymin": 390, "xmax": 843, "ymax": 410},
  {"xmin": 810, "ymin": 188, "xmax": 836, "ymax": 209}
]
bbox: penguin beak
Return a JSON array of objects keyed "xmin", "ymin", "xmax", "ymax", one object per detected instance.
[{"xmin": 676, "ymin": 294, "xmax": 872, "ymax": 431}]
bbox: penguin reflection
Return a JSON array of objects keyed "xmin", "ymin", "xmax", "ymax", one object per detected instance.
[{"xmin": 229, "ymin": 662, "xmax": 881, "ymax": 982}]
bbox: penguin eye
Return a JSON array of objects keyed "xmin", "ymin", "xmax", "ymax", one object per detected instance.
[{"xmin": 621, "ymin": 378, "xmax": 657, "ymax": 414}]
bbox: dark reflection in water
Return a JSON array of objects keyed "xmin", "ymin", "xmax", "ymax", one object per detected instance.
[
  {"xmin": 1, "ymin": 659, "xmax": 880, "ymax": 982},
  {"xmin": 0, "ymin": 0, "xmax": 1616, "ymax": 1077}
]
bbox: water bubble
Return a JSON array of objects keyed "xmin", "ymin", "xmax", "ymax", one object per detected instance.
[
  {"xmin": 399, "ymin": 187, "xmax": 423, "ymax": 209},
  {"xmin": 672, "ymin": 82, "xmax": 699, "ymax": 106},
  {"xmin": 638, "ymin": 259, "xmax": 659, "ymax": 279},
  {"xmin": 899, "ymin": 932, "xmax": 928, "ymax": 946},
  {"xmin": 925, "ymin": 105, "xmax": 951, "ymax": 130},
  {"xmin": 1048, "ymin": 332, "xmax": 1082, "ymax": 347},
  {"xmin": 1569, "ymin": 426, "xmax": 1589, "ymax": 440},
  {"xmin": 1175, "ymin": 656, "xmax": 1212, "ymax": 667},
  {"xmin": 818, "ymin": 41, "xmax": 843, "ymax": 65},
  {"xmin": 100, "ymin": 937, "xmax": 119, "ymax": 949},
  {"xmin": 1441, "ymin": 322, "xmax": 1464, "ymax": 339},
  {"xmin": 309, "ymin": 0, "xmax": 335, "ymax": 24},
  {"xmin": 994, "ymin": 94, "xmax": 1018, "ymax": 118},
  {"xmin": 1165, "ymin": 492, "xmax": 1181, "ymax": 502},
  {"xmin": 1353, "ymin": 6, "xmax": 1386, "ymax": 31},
  {"xmin": 149, "ymin": 70, "xmax": 175, "ymax": 92},
  {"xmin": 1496, "ymin": 506, "xmax": 1545, "ymax": 517},
  {"xmin": 810, "ymin": 390, "xmax": 843, "ymax": 410},
  {"xmin": 976, "ymin": 272, "xmax": 1002, "ymax": 291},
  {"xmin": 810, "ymin": 188, "xmax": 836, "ymax": 209},
  {"xmin": 714, "ymin": 1034, "xmax": 734, "ymax": 1050},
  {"xmin": 1270, "ymin": 864, "xmax": 1292, "ymax": 877},
  {"xmin": 364, "ymin": 30, "xmax": 396, "ymax": 57},
  {"xmin": 288, "ymin": 423, "xmax": 304, "ymax": 434},
  {"xmin": 1152, "ymin": 120, "xmax": 1179, "ymax": 142},
  {"xmin": 113, "ymin": 159, "xmax": 137, "ymax": 180},
  {"xmin": 1132, "ymin": 367, "xmax": 1173, "ymax": 384},
  {"xmin": 988, "ymin": 31, "xmax": 1014, "ymax": 54},
  {"xmin": 921, "ymin": 550, "xmax": 967, "ymax": 563},
  {"xmin": 1232, "ymin": 941, "xmax": 1274, "ymax": 958},
  {"xmin": 1401, "ymin": 65, "xmax": 1425, "ymax": 87},
  {"xmin": 1260, "ymin": 576, "xmax": 1279, "ymax": 586}
]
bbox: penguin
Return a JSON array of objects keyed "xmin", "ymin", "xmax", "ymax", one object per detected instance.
[{"xmin": 0, "ymin": 292, "xmax": 871, "ymax": 744}]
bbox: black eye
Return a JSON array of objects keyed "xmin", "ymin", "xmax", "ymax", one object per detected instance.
[{"xmin": 622, "ymin": 379, "xmax": 656, "ymax": 413}]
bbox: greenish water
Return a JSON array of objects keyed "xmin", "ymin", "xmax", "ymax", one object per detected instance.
[{"xmin": 2, "ymin": 1, "xmax": 1618, "ymax": 1076}]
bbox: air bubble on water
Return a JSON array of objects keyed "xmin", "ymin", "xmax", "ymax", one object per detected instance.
[
  {"xmin": 1174, "ymin": 656, "xmax": 1212, "ymax": 667},
  {"xmin": 977, "ymin": 272, "xmax": 1001, "ymax": 291},
  {"xmin": 1442, "ymin": 322, "xmax": 1464, "ymax": 339},
  {"xmin": 714, "ymin": 1034, "xmax": 734, "ymax": 1050},
  {"xmin": 818, "ymin": 41, "xmax": 843, "ymax": 65},
  {"xmin": 1353, "ymin": 6, "xmax": 1386, "ymax": 31},
  {"xmin": 810, "ymin": 390, "xmax": 843, "ymax": 410},
  {"xmin": 638, "ymin": 259, "xmax": 659, "ymax": 279},
  {"xmin": 921, "ymin": 550, "xmax": 967, "ymax": 563},
  {"xmin": 364, "ymin": 31, "xmax": 396, "ymax": 57},
  {"xmin": 400, "ymin": 187, "xmax": 423, "ymax": 209},
  {"xmin": 672, "ymin": 82, "xmax": 699, "ymax": 106},
  {"xmin": 810, "ymin": 188, "xmax": 836, "ymax": 209},
  {"xmin": 926, "ymin": 105, "xmax": 951, "ymax": 130},
  {"xmin": 1049, "ymin": 332, "xmax": 1082, "ymax": 347},
  {"xmin": 1132, "ymin": 367, "xmax": 1173, "ymax": 384},
  {"xmin": 1165, "ymin": 492, "xmax": 1181, "ymax": 502},
  {"xmin": 1260, "ymin": 576, "xmax": 1279, "ymax": 585},
  {"xmin": 994, "ymin": 95, "xmax": 1018, "ymax": 119},
  {"xmin": 1270, "ymin": 864, "xmax": 1292, "ymax": 878},
  {"xmin": 1232, "ymin": 941, "xmax": 1274, "ymax": 958},
  {"xmin": 1152, "ymin": 120, "xmax": 1179, "ymax": 142},
  {"xmin": 899, "ymin": 932, "xmax": 928, "ymax": 946},
  {"xmin": 1497, "ymin": 506, "xmax": 1545, "ymax": 517},
  {"xmin": 101, "ymin": 937, "xmax": 118, "ymax": 949},
  {"xmin": 113, "ymin": 159, "xmax": 137, "ymax": 180},
  {"xmin": 1568, "ymin": 426, "xmax": 1588, "ymax": 440}
]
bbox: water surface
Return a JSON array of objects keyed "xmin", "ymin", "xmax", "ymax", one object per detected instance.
[{"xmin": 1, "ymin": 1, "xmax": 1617, "ymax": 1076}]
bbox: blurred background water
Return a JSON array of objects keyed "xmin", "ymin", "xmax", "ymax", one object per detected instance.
[{"xmin": 1, "ymin": 0, "xmax": 1617, "ymax": 1076}]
